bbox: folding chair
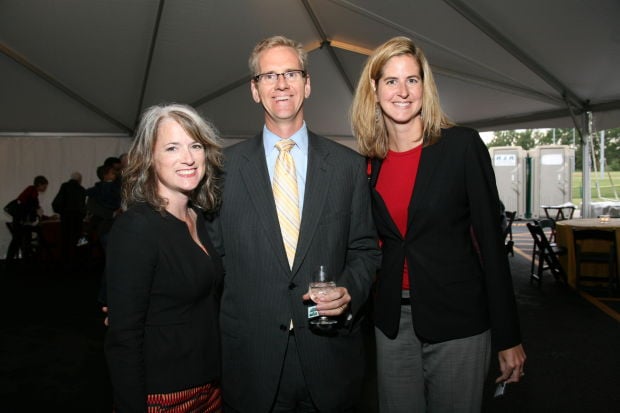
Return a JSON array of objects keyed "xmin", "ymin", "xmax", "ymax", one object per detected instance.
[
  {"xmin": 543, "ymin": 205, "xmax": 575, "ymax": 222},
  {"xmin": 527, "ymin": 222, "xmax": 567, "ymax": 285},
  {"xmin": 529, "ymin": 218, "xmax": 558, "ymax": 275},
  {"xmin": 503, "ymin": 211, "xmax": 516, "ymax": 256}
]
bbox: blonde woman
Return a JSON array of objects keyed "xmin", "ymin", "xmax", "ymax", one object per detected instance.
[{"xmin": 351, "ymin": 37, "xmax": 526, "ymax": 412}]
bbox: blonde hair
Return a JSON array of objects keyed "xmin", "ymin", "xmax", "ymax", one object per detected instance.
[
  {"xmin": 351, "ymin": 36, "xmax": 453, "ymax": 158},
  {"xmin": 123, "ymin": 103, "xmax": 223, "ymax": 213},
  {"xmin": 248, "ymin": 35, "xmax": 308, "ymax": 76}
]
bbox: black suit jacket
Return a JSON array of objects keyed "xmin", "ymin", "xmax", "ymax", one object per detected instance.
[
  {"xmin": 208, "ymin": 131, "xmax": 380, "ymax": 413},
  {"xmin": 52, "ymin": 179, "xmax": 86, "ymax": 216},
  {"xmin": 370, "ymin": 126, "xmax": 521, "ymax": 351}
]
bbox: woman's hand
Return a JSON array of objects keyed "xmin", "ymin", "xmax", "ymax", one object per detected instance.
[{"xmin": 496, "ymin": 344, "xmax": 527, "ymax": 383}]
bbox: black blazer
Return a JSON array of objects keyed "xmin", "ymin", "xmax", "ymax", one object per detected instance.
[
  {"xmin": 208, "ymin": 131, "xmax": 381, "ymax": 413},
  {"xmin": 370, "ymin": 126, "xmax": 521, "ymax": 351},
  {"xmin": 105, "ymin": 204, "xmax": 223, "ymax": 412}
]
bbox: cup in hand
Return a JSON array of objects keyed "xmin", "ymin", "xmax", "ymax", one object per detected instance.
[{"xmin": 308, "ymin": 265, "xmax": 338, "ymax": 326}]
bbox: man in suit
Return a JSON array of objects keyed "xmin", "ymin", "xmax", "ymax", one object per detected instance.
[{"xmin": 209, "ymin": 36, "xmax": 381, "ymax": 412}]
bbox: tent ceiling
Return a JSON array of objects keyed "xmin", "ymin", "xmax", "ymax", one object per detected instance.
[{"xmin": 1, "ymin": 0, "xmax": 619, "ymax": 139}]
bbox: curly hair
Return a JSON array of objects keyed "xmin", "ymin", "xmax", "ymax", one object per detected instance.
[{"xmin": 122, "ymin": 103, "xmax": 223, "ymax": 213}]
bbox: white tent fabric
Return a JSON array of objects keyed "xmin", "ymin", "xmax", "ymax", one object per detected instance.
[
  {"xmin": 1, "ymin": 0, "xmax": 620, "ymax": 257},
  {"xmin": 1, "ymin": 0, "xmax": 619, "ymax": 137},
  {"xmin": 0, "ymin": 136, "xmax": 132, "ymax": 258}
]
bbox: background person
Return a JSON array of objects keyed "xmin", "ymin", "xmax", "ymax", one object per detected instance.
[
  {"xmin": 6, "ymin": 175, "xmax": 48, "ymax": 263},
  {"xmin": 86, "ymin": 164, "xmax": 122, "ymax": 251},
  {"xmin": 350, "ymin": 36, "xmax": 526, "ymax": 412},
  {"xmin": 104, "ymin": 103, "xmax": 224, "ymax": 412},
  {"xmin": 52, "ymin": 171, "xmax": 86, "ymax": 267},
  {"xmin": 208, "ymin": 35, "xmax": 380, "ymax": 412},
  {"xmin": 87, "ymin": 162, "xmax": 123, "ymax": 304}
]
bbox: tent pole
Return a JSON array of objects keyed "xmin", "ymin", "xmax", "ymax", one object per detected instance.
[
  {"xmin": 582, "ymin": 111, "xmax": 593, "ymax": 218},
  {"xmin": 600, "ymin": 130, "xmax": 605, "ymax": 179}
]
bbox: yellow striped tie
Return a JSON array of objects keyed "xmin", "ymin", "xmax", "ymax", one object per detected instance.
[{"xmin": 273, "ymin": 139, "xmax": 300, "ymax": 269}]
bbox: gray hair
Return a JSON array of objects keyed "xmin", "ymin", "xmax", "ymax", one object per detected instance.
[
  {"xmin": 70, "ymin": 171, "xmax": 82, "ymax": 182},
  {"xmin": 122, "ymin": 103, "xmax": 223, "ymax": 213}
]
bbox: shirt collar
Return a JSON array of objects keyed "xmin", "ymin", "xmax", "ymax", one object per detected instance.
[{"xmin": 263, "ymin": 122, "xmax": 309, "ymax": 155}]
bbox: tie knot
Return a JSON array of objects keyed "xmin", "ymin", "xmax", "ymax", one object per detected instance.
[{"xmin": 275, "ymin": 139, "xmax": 296, "ymax": 153}]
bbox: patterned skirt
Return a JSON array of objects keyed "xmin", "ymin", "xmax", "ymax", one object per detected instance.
[{"xmin": 147, "ymin": 382, "xmax": 222, "ymax": 413}]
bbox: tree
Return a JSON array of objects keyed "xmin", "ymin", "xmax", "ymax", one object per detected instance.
[
  {"xmin": 593, "ymin": 127, "xmax": 620, "ymax": 171},
  {"xmin": 487, "ymin": 129, "xmax": 549, "ymax": 150},
  {"xmin": 569, "ymin": 127, "xmax": 620, "ymax": 171},
  {"xmin": 486, "ymin": 127, "xmax": 619, "ymax": 171}
]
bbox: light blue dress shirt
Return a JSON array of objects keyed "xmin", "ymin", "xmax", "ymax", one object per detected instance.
[{"xmin": 263, "ymin": 122, "xmax": 308, "ymax": 213}]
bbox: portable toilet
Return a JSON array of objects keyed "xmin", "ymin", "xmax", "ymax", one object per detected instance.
[
  {"xmin": 528, "ymin": 145, "xmax": 575, "ymax": 218},
  {"xmin": 488, "ymin": 146, "xmax": 527, "ymax": 218}
]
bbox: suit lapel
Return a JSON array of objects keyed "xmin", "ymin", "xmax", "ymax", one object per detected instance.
[
  {"xmin": 370, "ymin": 140, "xmax": 444, "ymax": 239},
  {"xmin": 407, "ymin": 139, "xmax": 443, "ymax": 230},
  {"xmin": 369, "ymin": 158, "xmax": 404, "ymax": 239},
  {"xmin": 238, "ymin": 134, "xmax": 291, "ymax": 272},
  {"xmin": 292, "ymin": 132, "xmax": 331, "ymax": 276}
]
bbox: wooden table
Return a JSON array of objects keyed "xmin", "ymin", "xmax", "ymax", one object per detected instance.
[{"xmin": 554, "ymin": 218, "xmax": 620, "ymax": 288}]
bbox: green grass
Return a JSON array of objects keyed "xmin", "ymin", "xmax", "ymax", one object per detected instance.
[{"xmin": 572, "ymin": 170, "xmax": 620, "ymax": 204}]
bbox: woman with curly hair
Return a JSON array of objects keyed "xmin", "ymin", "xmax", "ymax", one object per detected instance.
[{"xmin": 105, "ymin": 103, "xmax": 224, "ymax": 412}]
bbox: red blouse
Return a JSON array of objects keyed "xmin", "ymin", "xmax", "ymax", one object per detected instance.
[{"xmin": 376, "ymin": 145, "xmax": 422, "ymax": 290}]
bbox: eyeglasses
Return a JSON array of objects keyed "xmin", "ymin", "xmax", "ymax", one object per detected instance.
[{"xmin": 252, "ymin": 70, "xmax": 306, "ymax": 84}]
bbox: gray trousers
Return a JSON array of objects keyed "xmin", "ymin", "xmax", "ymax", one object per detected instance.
[{"xmin": 375, "ymin": 297, "xmax": 491, "ymax": 413}]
